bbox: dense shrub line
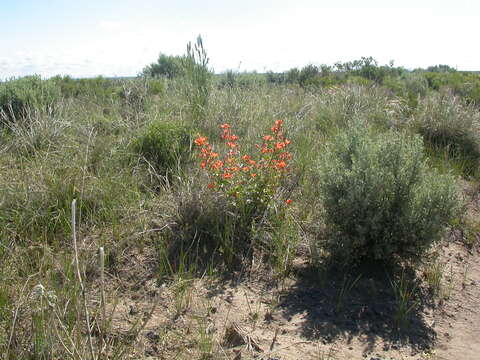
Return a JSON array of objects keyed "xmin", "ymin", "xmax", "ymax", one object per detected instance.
[
  {"xmin": 257, "ymin": 58, "xmax": 480, "ymax": 106},
  {"xmin": 0, "ymin": 75, "xmax": 59, "ymax": 126}
]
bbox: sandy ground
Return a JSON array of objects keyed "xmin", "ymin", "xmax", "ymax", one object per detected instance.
[{"xmin": 98, "ymin": 235, "xmax": 479, "ymax": 360}]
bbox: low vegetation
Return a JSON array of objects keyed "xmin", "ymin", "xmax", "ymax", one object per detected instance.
[{"xmin": 1, "ymin": 38, "xmax": 479, "ymax": 359}]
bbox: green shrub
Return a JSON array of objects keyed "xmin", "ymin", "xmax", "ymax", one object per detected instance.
[
  {"xmin": 334, "ymin": 57, "xmax": 402, "ymax": 84},
  {"xmin": 0, "ymin": 75, "xmax": 60, "ymax": 126},
  {"xmin": 266, "ymin": 71, "xmax": 285, "ymax": 85},
  {"xmin": 147, "ymin": 78, "xmax": 165, "ymax": 96},
  {"xmin": 142, "ymin": 53, "xmax": 185, "ymax": 79},
  {"xmin": 403, "ymin": 73, "xmax": 429, "ymax": 109},
  {"xmin": 298, "ymin": 64, "xmax": 320, "ymax": 88},
  {"xmin": 414, "ymin": 92, "xmax": 480, "ymax": 176},
  {"xmin": 423, "ymin": 71, "xmax": 480, "ymax": 105},
  {"xmin": 426, "ymin": 64, "xmax": 457, "ymax": 73},
  {"xmin": 285, "ymin": 68, "xmax": 300, "ymax": 84},
  {"xmin": 383, "ymin": 73, "xmax": 428, "ymax": 110},
  {"xmin": 218, "ymin": 70, "xmax": 237, "ymax": 88},
  {"xmin": 404, "ymin": 73, "xmax": 429, "ymax": 98},
  {"xmin": 351, "ymin": 57, "xmax": 386, "ymax": 83},
  {"xmin": 345, "ymin": 75, "xmax": 372, "ymax": 87},
  {"xmin": 383, "ymin": 75, "xmax": 406, "ymax": 95},
  {"xmin": 133, "ymin": 120, "xmax": 193, "ymax": 175},
  {"xmin": 51, "ymin": 75, "xmax": 119, "ymax": 102},
  {"xmin": 316, "ymin": 125, "xmax": 458, "ymax": 266},
  {"xmin": 448, "ymin": 72, "xmax": 480, "ymax": 106},
  {"xmin": 235, "ymin": 72, "xmax": 266, "ymax": 88}
]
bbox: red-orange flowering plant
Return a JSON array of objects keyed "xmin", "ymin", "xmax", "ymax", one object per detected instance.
[
  {"xmin": 194, "ymin": 120, "xmax": 293, "ymax": 220},
  {"xmin": 169, "ymin": 120, "xmax": 296, "ymax": 271}
]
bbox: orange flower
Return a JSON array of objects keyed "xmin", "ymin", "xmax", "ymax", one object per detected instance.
[
  {"xmin": 279, "ymin": 152, "xmax": 292, "ymax": 160},
  {"xmin": 195, "ymin": 121, "xmax": 293, "ymax": 205},
  {"xmin": 194, "ymin": 136, "xmax": 208, "ymax": 146},
  {"xmin": 212, "ymin": 160, "xmax": 224, "ymax": 169}
]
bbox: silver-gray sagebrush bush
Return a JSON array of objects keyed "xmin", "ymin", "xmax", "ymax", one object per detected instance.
[{"xmin": 316, "ymin": 124, "xmax": 459, "ymax": 266}]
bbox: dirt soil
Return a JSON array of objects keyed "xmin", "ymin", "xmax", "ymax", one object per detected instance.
[
  {"xmin": 89, "ymin": 184, "xmax": 480, "ymax": 360},
  {"xmin": 92, "ymin": 235, "xmax": 479, "ymax": 360},
  {"xmin": 432, "ymin": 242, "xmax": 480, "ymax": 360}
]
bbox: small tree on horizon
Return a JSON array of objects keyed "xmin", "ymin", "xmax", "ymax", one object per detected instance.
[{"xmin": 142, "ymin": 53, "xmax": 185, "ymax": 79}]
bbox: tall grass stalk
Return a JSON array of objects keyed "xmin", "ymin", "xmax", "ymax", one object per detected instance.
[
  {"xmin": 72, "ymin": 199, "xmax": 95, "ymax": 360},
  {"xmin": 182, "ymin": 35, "xmax": 211, "ymax": 125},
  {"xmin": 99, "ymin": 246, "xmax": 107, "ymax": 352}
]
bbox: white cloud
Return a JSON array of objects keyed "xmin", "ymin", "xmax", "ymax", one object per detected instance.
[
  {"xmin": 98, "ymin": 20, "xmax": 124, "ymax": 32},
  {"xmin": 1, "ymin": 4, "xmax": 479, "ymax": 79}
]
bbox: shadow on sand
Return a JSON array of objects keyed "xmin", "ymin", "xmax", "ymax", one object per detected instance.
[{"xmin": 277, "ymin": 262, "xmax": 437, "ymax": 355}]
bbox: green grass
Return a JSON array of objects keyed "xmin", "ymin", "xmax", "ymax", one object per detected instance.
[
  {"xmin": 390, "ymin": 271, "xmax": 420, "ymax": 330},
  {"xmin": 413, "ymin": 92, "xmax": 480, "ymax": 179},
  {"xmin": 0, "ymin": 67, "xmax": 478, "ymax": 359}
]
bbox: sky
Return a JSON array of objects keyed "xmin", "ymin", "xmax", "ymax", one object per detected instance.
[{"xmin": 1, "ymin": 0, "xmax": 479, "ymax": 79}]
